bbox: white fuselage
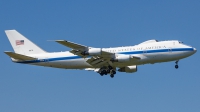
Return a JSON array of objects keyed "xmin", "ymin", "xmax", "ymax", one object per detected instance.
[{"xmin": 16, "ymin": 40, "xmax": 196, "ymax": 69}]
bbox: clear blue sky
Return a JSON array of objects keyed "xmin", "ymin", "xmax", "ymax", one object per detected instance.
[{"xmin": 0, "ymin": 0, "xmax": 200, "ymax": 112}]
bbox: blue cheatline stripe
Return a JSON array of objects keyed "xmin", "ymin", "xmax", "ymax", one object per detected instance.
[
  {"xmin": 16, "ymin": 48, "xmax": 194, "ymax": 64},
  {"xmin": 17, "ymin": 56, "xmax": 82, "ymax": 64},
  {"xmin": 48, "ymin": 56, "xmax": 81, "ymax": 61}
]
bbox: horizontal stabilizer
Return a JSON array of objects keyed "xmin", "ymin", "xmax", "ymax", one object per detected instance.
[{"xmin": 4, "ymin": 51, "xmax": 37, "ymax": 61}]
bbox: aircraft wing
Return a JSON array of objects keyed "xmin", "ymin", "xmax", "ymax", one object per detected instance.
[
  {"xmin": 55, "ymin": 40, "xmax": 114, "ymax": 57},
  {"xmin": 55, "ymin": 40, "xmax": 88, "ymax": 51},
  {"xmin": 86, "ymin": 55, "xmax": 140, "ymax": 67},
  {"xmin": 55, "ymin": 40, "xmax": 140, "ymax": 68},
  {"xmin": 56, "ymin": 40, "xmax": 90, "ymax": 56}
]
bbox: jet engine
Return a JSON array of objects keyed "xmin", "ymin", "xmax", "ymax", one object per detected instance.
[
  {"xmin": 111, "ymin": 55, "xmax": 131, "ymax": 62},
  {"xmin": 82, "ymin": 48, "xmax": 102, "ymax": 56},
  {"xmin": 118, "ymin": 65, "xmax": 137, "ymax": 73}
]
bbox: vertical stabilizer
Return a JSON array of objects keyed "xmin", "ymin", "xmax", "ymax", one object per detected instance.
[{"xmin": 5, "ymin": 30, "xmax": 46, "ymax": 55}]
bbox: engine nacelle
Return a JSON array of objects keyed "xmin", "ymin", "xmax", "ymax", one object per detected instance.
[
  {"xmin": 118, "ymin": 65, "xmax": 137, "ymax": 73},
  {"xmin": 112, "ymin": 55, "xmax": 131, "ymax": 62},
  {"xmin": 88, "ymin": 48, "xmax": 102, "ymax": 55}
]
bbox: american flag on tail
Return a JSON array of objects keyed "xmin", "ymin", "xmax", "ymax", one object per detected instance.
[{"xmin": 16, "ymin": 40, "xmax": 24, "ymax": 45}]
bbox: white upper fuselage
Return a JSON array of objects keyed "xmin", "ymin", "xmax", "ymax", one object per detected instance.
[{"xmin": 16, "ymin": 40, "xmax": 196, "ymax": 69}]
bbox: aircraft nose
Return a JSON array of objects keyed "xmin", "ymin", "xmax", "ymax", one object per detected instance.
[{"xmin": 193, "ymin": 47, "xmax": 197, "ymax": 53}]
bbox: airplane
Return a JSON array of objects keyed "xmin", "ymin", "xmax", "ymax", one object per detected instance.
[{"xmin": 4, "ymin": 30, "xmax": 197, "ymax": 78}]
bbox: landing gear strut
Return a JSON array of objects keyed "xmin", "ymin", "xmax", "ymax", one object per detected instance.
[
  {"xmin": 110, "ymin": 70, "xmax": 116, "ymax": 78},
  {"xmin": 175, "ymin": 61, "xmax": 179, "ymax": 69},
  {"xmin": 108, "ymin": 66, "xmax": 116, "ymax": 78}
]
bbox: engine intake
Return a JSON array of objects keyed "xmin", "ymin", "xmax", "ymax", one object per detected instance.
[{"xmin": 118, "ymin": 65, "xmax": 137, "ymax": 73}]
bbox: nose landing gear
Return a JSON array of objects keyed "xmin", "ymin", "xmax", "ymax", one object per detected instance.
[{"xmin": 175, "ymin": 61, "xmax": 179, "ymax": 69}]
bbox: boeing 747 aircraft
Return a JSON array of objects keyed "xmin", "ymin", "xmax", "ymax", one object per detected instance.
[{"xmin": 4, "ymin": 30, "xmax": 197, "ymax": 78}]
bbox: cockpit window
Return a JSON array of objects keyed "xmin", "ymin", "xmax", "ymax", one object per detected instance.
[
  {"xmin": 178, "ymin": 41, "xmax": 191, "ymax": 47},
  {"xmin": 179, "ymin": 41, "xmax": 183, "ymax": 44}
]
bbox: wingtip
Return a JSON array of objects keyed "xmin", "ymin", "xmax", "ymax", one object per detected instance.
[
  {"xmin": 55, "ymin": 40, "xmax": 67, "ymax": 42},
  {"xmin": 5, "ymin": 29, "xmax": 16, "ymax": 32},
  {"xmin": 4, "ymin": 51, "xmax": 12, "ymax": 53}
]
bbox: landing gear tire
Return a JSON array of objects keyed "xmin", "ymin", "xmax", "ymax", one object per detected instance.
[
  {"xmin": 100, "ymin": 73, "xmax": 104, "ymax": 76},
  {"xmin": 99, "ymin": 69, "xmax": 107, "ymax": 76},
  {"xmin": 110, "ymin": 74, "xmax": 114, "ymax": 78},
  {"xmin": 175, "ymin": 65, "xmax": 179, "ymax": 69},
  {"xmin": 102, "ymin": 70, "xmax": 107, "ymax": 75},
  {"xmin": 106, "ymin": 69, "xmax": 110, "ymax": 74},
  {"xmin": 175, "ymin": 60, "xmax": 179, "ymax": 69}
]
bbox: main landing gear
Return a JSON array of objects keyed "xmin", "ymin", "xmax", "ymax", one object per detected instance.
[
  {"xmin": 99, "ymin": 66, "xmax": 116, "ymax": 78},
  {"xmin": 110, "ymin": 69, "xmax": 116, "ymax": 78},
  {"xmin": 100, "ymin": 69, "xmax": 107, "ymax": 76},
  {"xmin": 175, "ymin": 60, "xmax": 179, "ymax": 69}
]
